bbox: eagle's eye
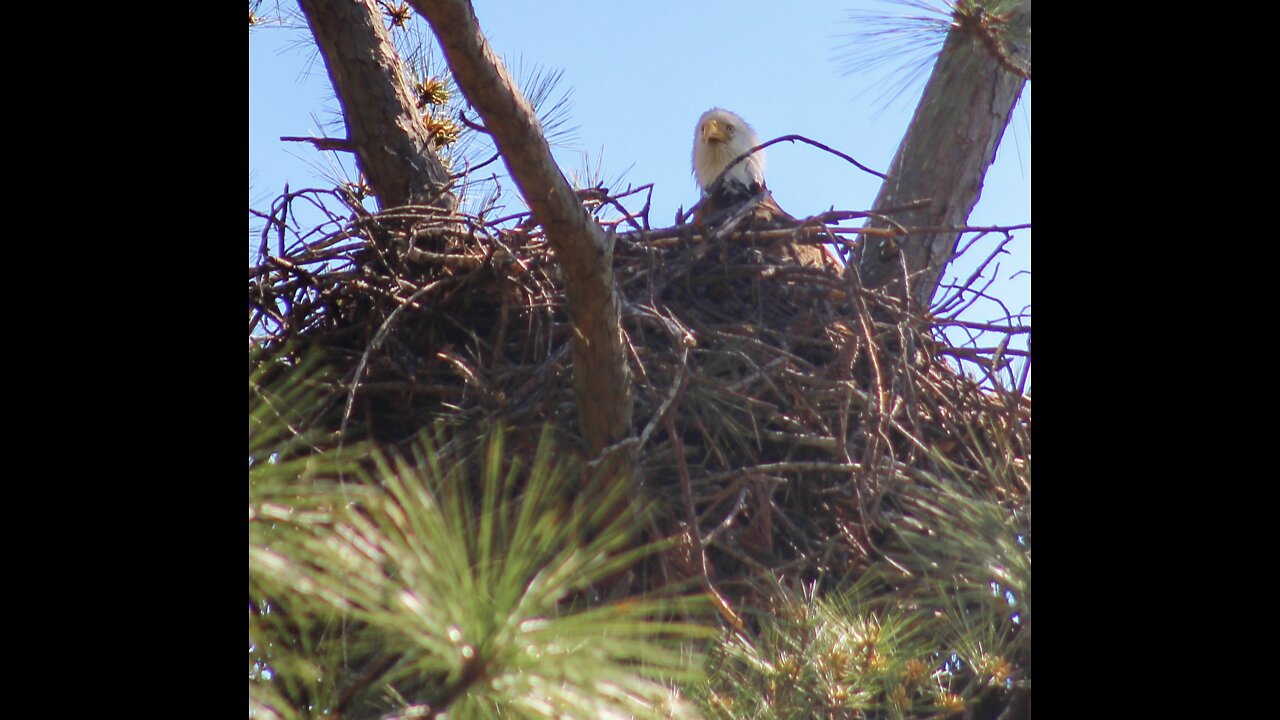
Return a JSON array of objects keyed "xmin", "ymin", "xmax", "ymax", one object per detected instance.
[{"xmin": 725, "ymin": 124, "xmax": 735, "ymax": 135}]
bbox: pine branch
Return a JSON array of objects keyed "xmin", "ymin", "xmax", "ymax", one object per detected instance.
[
  {"xmin": 297, "ymin": 0, "xmax": 456, "ymax": 212},
  {"xmin": 411, "ymin": 0, "xmax": 632, "ymax": 457},
  {"xmin": 855, "ymin": 0, "xmax": 1030, "ymax": 308}
]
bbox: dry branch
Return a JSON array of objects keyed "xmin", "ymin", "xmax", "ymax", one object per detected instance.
[{"xmin": 412, "ymin": 0, "xmax": 631, "ymax": 456}]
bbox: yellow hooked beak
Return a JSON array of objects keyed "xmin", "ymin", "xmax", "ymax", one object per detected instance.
[{"xmin": 702, "ymin": 119, "xmax": 730, "ymax": 144}]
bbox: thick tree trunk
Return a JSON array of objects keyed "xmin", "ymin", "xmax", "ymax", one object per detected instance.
[
  {"xmin": 297, "ymin": 0, "xmax": 456, "ymax": 212},
  {"xmin": 854, "ymin": 1, "xmax": 1030, "ymax": 309},
  {"xmin": 412, "ymin": 0, "xmax": 632, "ymax": 457}
]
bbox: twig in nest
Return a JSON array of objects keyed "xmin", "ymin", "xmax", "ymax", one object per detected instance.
[
  {"xmin": 706, "ymin": 189, "xmax": 770, "ymax": 244},
  {"xmin": 635, "ymin": 318, "xmax": 694, "ymax": 451},
  {"xmin": 665, "ymin": 413, "xmax": 746, "ymax": 633},
  {"xmin": 280, "ymin": 136, "xmax": 356, "ymax": 152},
  {"xmin": 1015, "ymin": 336, "xmax": 1032, "ymax": 397},
  {"xmin": 703, "ymin": 134, "xmax": 888, "ymax": 205},
  {"xmin": 339, "ymin": 280, "xmax": 448, "ymax": 440},
  {"xmin": 457, "ymin": 110, "xmax": 489, "ymax": 135},
  {"xmin": 702, "ymin": 484, "xmax": 749, "ymax": 545},
  {"xmin": 449, "ymin": 152, "xmax": 501, "ymax": 180}
]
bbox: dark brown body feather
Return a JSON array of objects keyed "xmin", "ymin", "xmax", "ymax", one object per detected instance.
[{"xmin": 695, "ymin": 179, "xmax": 840, "ymax": 270}]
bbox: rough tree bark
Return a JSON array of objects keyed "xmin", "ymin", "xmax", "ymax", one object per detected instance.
[
  {"xmin": 854, "ymin": 0, "xmax": 1031, "ymax": 309},
  {"xmin": 298, "ymin": 0, "xmax": 456, "ymax": 212},
  {"xmin": 294, "ymin": 0, "xmax": 631, "ymax": 456},
  {"xmin": 411, "ymin": 0, "xmax": 633, "ymax": 457}
]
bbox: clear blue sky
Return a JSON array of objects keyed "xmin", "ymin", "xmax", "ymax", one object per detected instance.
[{"xmin": 250, "ymin": 0, "xmax": 1030, "ymax": 373}]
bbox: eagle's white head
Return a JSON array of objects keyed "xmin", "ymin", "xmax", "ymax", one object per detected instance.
[{"xmin": 692, "ymin": 108, "xmax": 765, "ymax": 196}]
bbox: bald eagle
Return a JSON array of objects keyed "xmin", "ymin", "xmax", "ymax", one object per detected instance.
[{"xmin": 691, "ymin": 108, "xmax": 838, "ymax": 268}]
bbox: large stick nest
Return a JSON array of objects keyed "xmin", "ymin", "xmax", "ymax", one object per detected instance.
[{"xmin": 249, "ymin": 186, "xmax": 1030, "ymax": 594}]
